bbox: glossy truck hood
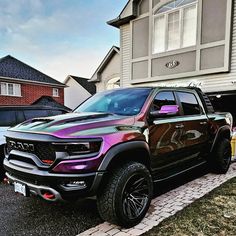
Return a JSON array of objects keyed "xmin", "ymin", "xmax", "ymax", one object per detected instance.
[{"xmin": 8, "ymin": 112, "xmax": 136, "ymax": 138}]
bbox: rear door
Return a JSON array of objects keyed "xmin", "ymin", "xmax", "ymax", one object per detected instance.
[{"xmin": 175, "ymin": 91, "xmax": 209, "ymax": 162}]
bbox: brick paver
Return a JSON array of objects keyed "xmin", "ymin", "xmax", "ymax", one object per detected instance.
[{"xmin": 78, "ymin": 163, "xmax": 236, "ymax": 236}]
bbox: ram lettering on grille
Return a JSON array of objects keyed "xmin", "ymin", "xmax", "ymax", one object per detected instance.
[{"xmin": 8, "ymin": 141, "xmax": 35, "ymax": 152}]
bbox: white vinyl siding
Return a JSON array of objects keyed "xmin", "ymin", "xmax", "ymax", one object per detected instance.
[
  {"xmin": 121, "ymin": 24, "xmax": 131, "ymax": 88},
  {"xmin": 0, "ymin": 82, "xmax": 21, "ymax": 96}
]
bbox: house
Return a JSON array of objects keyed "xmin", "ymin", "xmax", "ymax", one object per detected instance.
[
  {"xmin": 108, "ymin": 0, "xmax": 236, "ymax": 120},
  {"xmin": 64, "ymin": 75, "xmax": 96, "ymax": 109},
  {"xmin": 0, "ymin": 55, "xmax": 65, "ymax": 106},
  {"xmin": 90, "ymin": 46, "xmax": 120, "ymax": 92}
]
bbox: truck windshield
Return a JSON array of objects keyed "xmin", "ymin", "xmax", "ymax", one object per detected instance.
[{"xmin": 74, "ymin": 88, "xmax": 152, "ymax": 116}]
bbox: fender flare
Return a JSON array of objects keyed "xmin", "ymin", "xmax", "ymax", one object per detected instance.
[
  {"xmin": 98, "ymin": 141, "xmax": 150, "ymax": 171},
  {"xmin": 210, "ymin": 125, "xmax": 231, "ymax": 153}
]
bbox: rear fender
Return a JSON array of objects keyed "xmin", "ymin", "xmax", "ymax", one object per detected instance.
[{"xmin": 210, "ymin": 125, "xmax": 231, "ymax": 153}]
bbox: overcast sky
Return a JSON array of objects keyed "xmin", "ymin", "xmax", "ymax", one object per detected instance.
[{"xmin": 0, "ymin": 0, "xmax": 127, "ymax": 82}]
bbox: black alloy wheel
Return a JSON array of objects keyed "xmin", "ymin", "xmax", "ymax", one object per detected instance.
[
  {"xmin": 122, "ymin": 174, "xmax": 149, "ymax": 220},
  {"xmin": 97, "ymin": 162, "xmax": 153, "ymax": 228},
  {"xmin": 212, "ymin": 138, "xmax": 231, "ymax": 174}
]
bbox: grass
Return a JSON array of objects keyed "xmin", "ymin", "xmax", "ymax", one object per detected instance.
[{"xmin": 144, "ymin": 177, "xmax": 236, "ymax": 236}]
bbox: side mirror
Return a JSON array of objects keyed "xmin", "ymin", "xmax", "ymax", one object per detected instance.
[{"xmin": 150, "ymin": 105, "xmax": 179, "ymax": 119}]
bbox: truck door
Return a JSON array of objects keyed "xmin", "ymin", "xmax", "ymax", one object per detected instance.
[
  {"xmin": 175, "ymin": 91, "xmax": 209, "ymax": 162},
  {"xmin": 148, "ymin": 91, "xmax": 186, "ymax": 177}
]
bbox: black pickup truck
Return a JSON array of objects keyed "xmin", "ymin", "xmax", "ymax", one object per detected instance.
[{"xmin": 4, "ymin": 87, "xmax": 233, "ymax": 227}]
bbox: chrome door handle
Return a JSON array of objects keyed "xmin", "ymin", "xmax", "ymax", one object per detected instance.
[
  {"xmin": 175, "ymin": 124, "xmax": 184, "ymax": 129},
  {"xmin": 200, "ymin": 121, "xmax": 207, "ymax": 125}
]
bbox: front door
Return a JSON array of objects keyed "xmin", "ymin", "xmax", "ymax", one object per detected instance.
[{"xmin": 148, "ymin": 91, "xmax": 186, "ymax": 178}]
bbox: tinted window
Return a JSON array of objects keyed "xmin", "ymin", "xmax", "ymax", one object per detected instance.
[
  {"xmin": 0, "ymin": 111, "xmax": 17, "ymax": 126},
  {"xmin": 151, "ymin": 91, "xmax": 177, "ymax": 112},
  {"xmin": 75, "ymin": 88, "xmax": 152, "ymax": 116},
  {"xmin": 24, "ymin": 110, "xmax": 49, "ymax": 120},
  {"xmin": 177, "ymin": 92, "xmax": 200, "ymax": 115}
]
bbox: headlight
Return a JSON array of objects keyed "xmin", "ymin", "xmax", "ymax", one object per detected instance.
[{"xmin": 53, "ymin": 141, "xmax": 101, "ymax": 155}]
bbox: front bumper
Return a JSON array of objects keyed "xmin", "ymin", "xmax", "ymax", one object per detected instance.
[{"xmin": 4, "ymin": 158, "xmax": 105, "ymax": 201}]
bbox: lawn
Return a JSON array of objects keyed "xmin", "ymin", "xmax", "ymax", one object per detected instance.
[{"xmin": 144, "ymin": 177, "xmax": 236, "ymax": 236}]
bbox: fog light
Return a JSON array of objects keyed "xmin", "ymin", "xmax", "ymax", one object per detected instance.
[
  {"xmin": 63, "ymin": 181, "xmax": 87, "ymax": 189},
  {"xmin": 61, "ymin": 181, "xmax": 87, "ymax": 190}
]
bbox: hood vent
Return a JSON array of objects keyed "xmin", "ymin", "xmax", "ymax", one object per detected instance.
[{"xmin": 31, "ymin": 118, "xmax": 54, "ymax": 123}]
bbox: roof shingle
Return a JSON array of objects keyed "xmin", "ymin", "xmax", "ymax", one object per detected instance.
[
  {"xmin": 0, "ymin": 55, "xmax": 65, "ymax": 86},
  {"xmin": 68, "ymin": 75, "xmax": 96, "ymax": 95}
]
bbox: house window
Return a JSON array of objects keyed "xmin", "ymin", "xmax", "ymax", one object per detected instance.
[
  {"xmin": 52, "ymin": 88, "xmax": 59, "ymax": 97},
  {"xmin": 153, "ymin": 0, "xmax": 198, "ymax": 54},
  {"xmin": 0, "ymin": 82, "xmax": 21, "ymax": 96},
  {"xmin": 106, "ymin": 77, "xmax": 120, "ymax": 90}
]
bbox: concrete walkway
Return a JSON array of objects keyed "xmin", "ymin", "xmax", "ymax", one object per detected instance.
[{"xmin": 78, "ymin": 163, "xmax": 236, "ymax": 236}]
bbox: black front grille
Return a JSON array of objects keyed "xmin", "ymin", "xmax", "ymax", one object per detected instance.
[{"xmin": 6, "ymin": 138, "xmax": 56, "ymax": 165}]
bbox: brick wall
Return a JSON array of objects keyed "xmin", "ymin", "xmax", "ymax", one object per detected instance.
[{"xmin": 0, "ymin": 82, "xmax": 64, "ymax": 105}]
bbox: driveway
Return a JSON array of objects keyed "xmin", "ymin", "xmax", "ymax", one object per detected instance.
[
  {"xmin": 0, "ymin": 183, "xmax": 102, "ymax": 236},
  {"xmin": 0, "ymin": 165, "xmax": 209, "ymax": 236}
]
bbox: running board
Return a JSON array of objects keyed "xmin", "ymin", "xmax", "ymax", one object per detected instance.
[{"xmin": 153, "ymin": 161, "xmax": 207, "ymax": 183}]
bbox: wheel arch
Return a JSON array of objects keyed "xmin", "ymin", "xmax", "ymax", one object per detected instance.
[
  {"xmin": 210, "ymin": 125, "xmax": 231, "ymax": 153},
  {"xmin": 98, "ymin": 141, "xmax": 151, "ymax": 172}
]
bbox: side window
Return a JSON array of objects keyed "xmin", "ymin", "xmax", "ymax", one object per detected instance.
[
  {"xmin": 177, "ymin": 92, "xmax": 200, "ymax": 115},
  {"xmin": 0, "ymin": 111, "xmax": 17, "ymax": 126},
  {"xmin": 151, "ymin": 91, "xmax": 177, "ymax": 112},
  {"xmin": 23, "ymin": 110, "xmax": 49, "ymax": 120}
]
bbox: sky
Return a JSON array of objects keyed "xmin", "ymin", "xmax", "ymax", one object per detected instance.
[{"xmin": 0, "ymin": 0, "xmax": 127, "ymax": 82}]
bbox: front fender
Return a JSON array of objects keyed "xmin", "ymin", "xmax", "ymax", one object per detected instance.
[{"xmin": 98, "ymin": 141, "xmax": 150, "ymax": 171}]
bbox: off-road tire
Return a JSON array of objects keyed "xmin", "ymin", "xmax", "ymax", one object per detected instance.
[
  {"xmin": 97, "ymin": 162, "xmax": 153, "ymax": 228},
  {"xmin": 211, "ymin": 139, "xmax": 231, "ymax": 174}
]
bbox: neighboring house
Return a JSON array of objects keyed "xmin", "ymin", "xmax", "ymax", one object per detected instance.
[
  {"xmin": 64, "ymin": 75, "xmax": 96, "ymax": 110},
  {"xmin": 108, "ymin": 0, "xmax": 236, "ymax": 121},
  {"xmin": 90, "ymin": 46, "xmax": 120, "ymax": 92},
  {"xmin": 0, "ymin": 55, "xmax": 65, "ymax": 106}
]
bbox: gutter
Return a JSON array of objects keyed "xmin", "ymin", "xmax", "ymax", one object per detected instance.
[{"xmin": 107, "ymin": 15, "xmax": 136, "ymax": 28}]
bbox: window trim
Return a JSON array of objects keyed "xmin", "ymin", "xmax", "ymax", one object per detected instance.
[
  {"xmin": 152, "ymin": 0, "xmax": 198, "ymax": 54},
  {"xmin": 0, "ymin": 82, "xmax": 21, "ymax": 97},
  {"xmin": 52, "ymin": 88, "xmax": 59, "ymax": 97}
]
